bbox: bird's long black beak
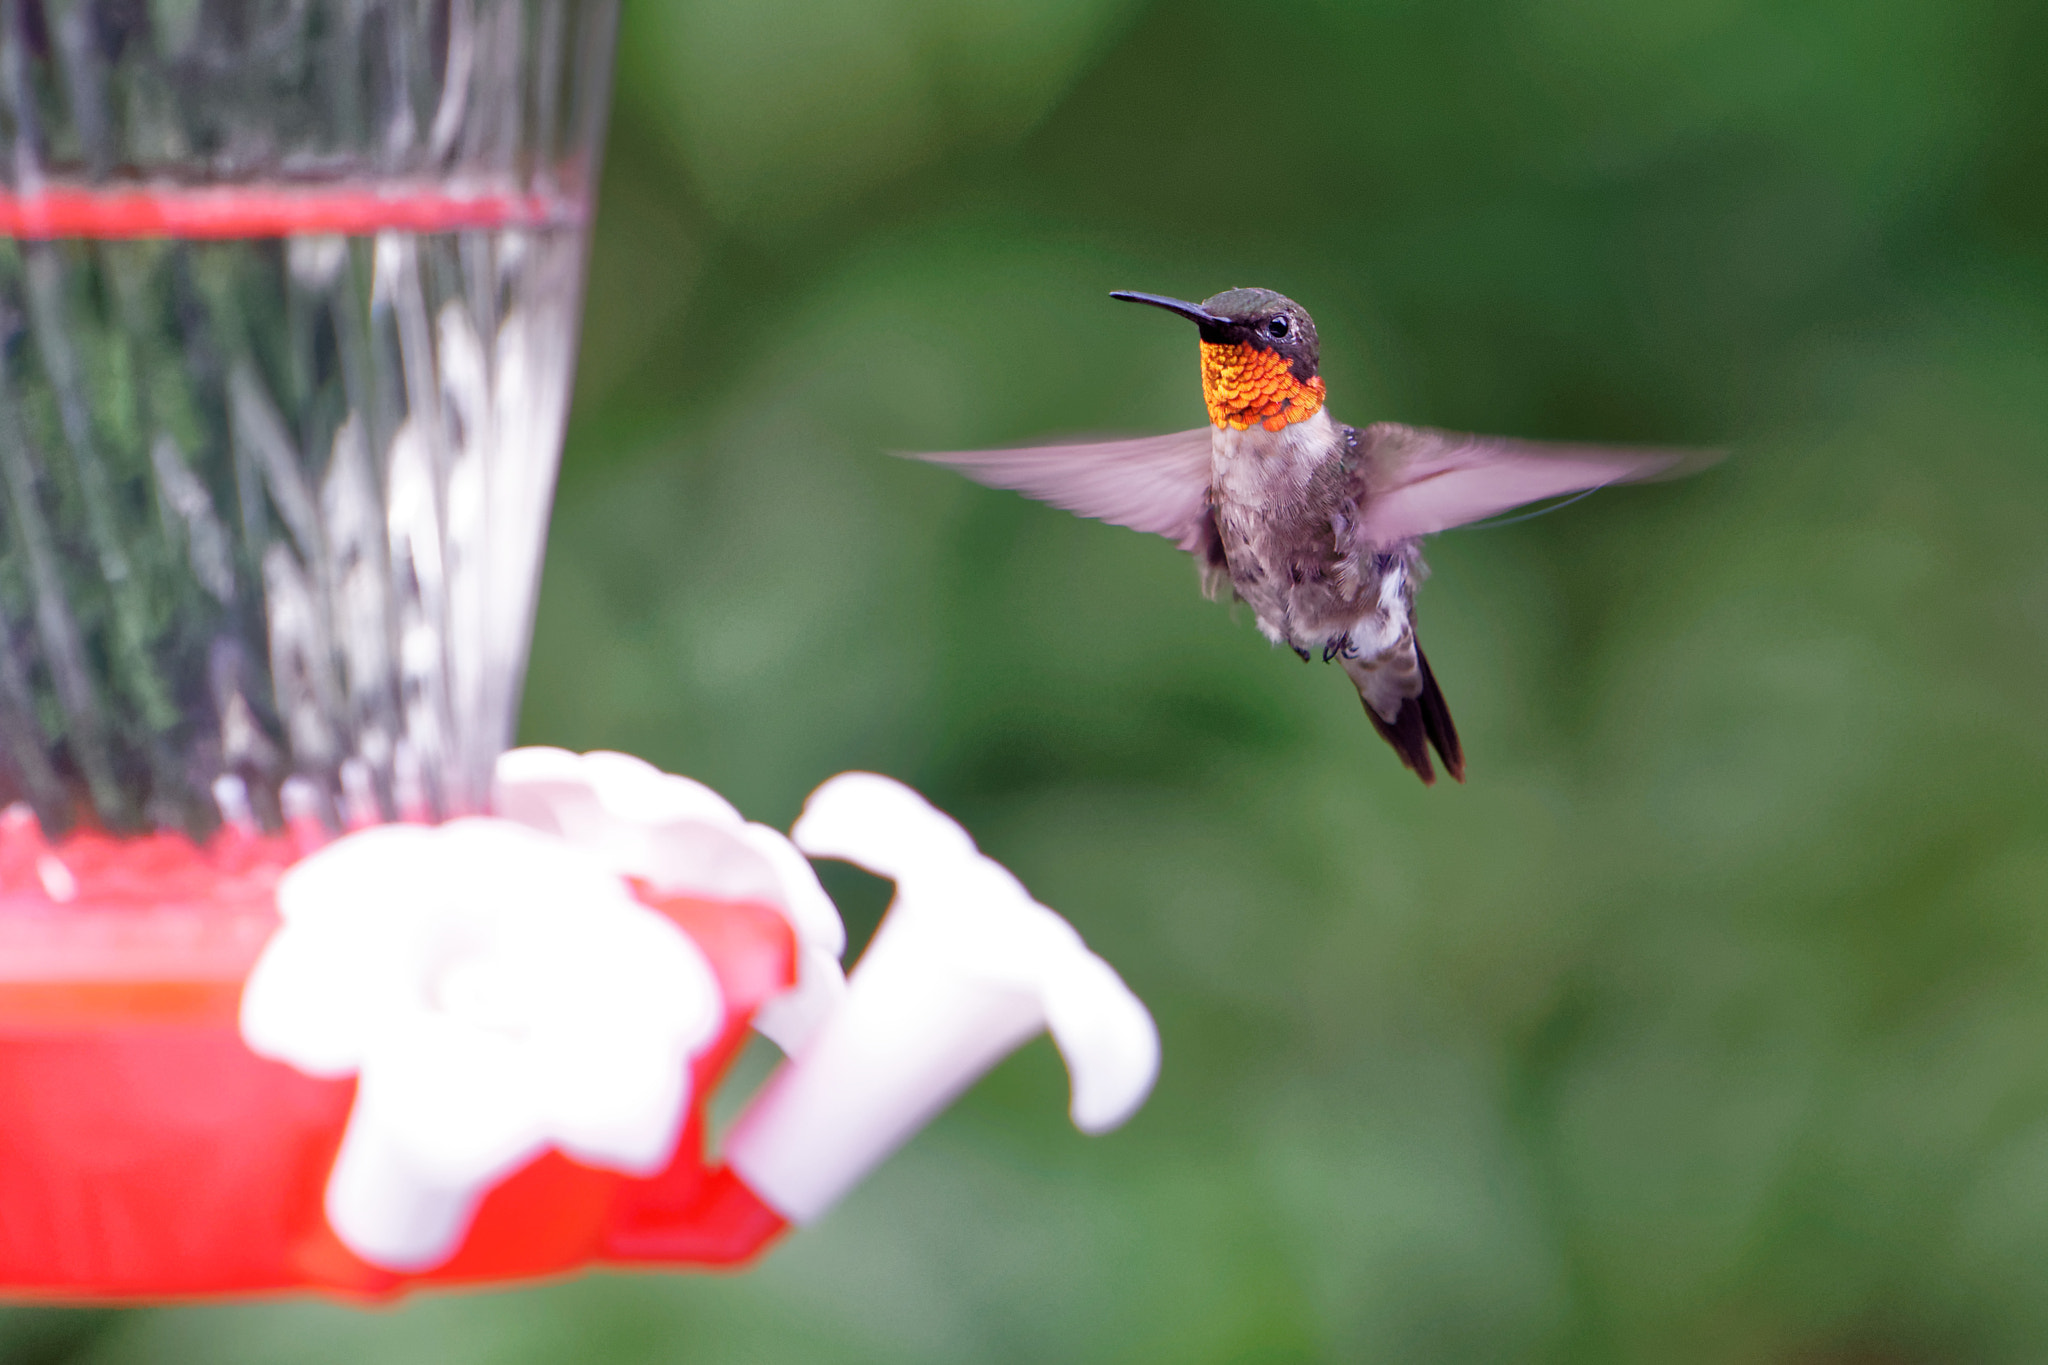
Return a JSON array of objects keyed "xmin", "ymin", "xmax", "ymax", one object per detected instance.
[{"xmin": 1110, "ymin": 291, "xmax": 1225, "ymax": 328}]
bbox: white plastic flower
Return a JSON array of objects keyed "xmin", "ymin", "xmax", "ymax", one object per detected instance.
[
  {"xmin": 240, "ymin": 818, "xmax": 725, "ymax": 1270},
  {"xmin": 724, "ymin": 773, "xmax": 1160, "ymax": 1224}
]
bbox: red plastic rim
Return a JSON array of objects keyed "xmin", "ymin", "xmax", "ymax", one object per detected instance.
[{"xmin": 0, "ymin": 183, "xmax": 586, "ymax": 240}]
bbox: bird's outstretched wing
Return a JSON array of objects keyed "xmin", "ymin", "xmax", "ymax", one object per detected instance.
[
  {"xmin": 902, "ymin": 429, "xmax": 1215, "ymax": 552},
  {"xmin": 1350, "ymin": 422, "xmax": 1712, "ymax": 547}
]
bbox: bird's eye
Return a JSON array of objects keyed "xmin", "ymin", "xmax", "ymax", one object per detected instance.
[{"xmin": 1266, "ymin": 316, "xmax": 1290, "ymax": 338}]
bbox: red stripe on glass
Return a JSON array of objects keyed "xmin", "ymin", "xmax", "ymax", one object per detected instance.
[{"xmin": 0, "ymin": 184, "xmax": 583, "ymax": 239}]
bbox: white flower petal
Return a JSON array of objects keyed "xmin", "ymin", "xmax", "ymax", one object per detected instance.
[
  {"xmin": 572, "ymin": 750, "xmax": 746, "ymax": 826},
  {"xmin": 495, "ymin": 747, "xmax": 743, "ymax": 853},
  {"xmin": 240, "ymin": 928, "xmax": 374, "ymax": 1076},
  {"xmin": 790, "ymin": 771, "xmax": 980, "ymax": 877},
  {"xmin": 543, "ymin": 1035, "xmax": 693, "ymax": 1173},
  {"xmin": 727, "ymin": 772, "xmax": 1159, "ymax": 1223},
  {"xmin": 750, "ymin": 941, "xmax": 850, "ymax": 1056},
  {"xmin": 1041, "ymin": 951, "xmax": 1160, "ymax": 1134},
  {"xmin": 325, "ymin": 1118, "xmax": 481, "ymax": 1273},
  {"xmin": 727, "ymin": 821, "xmax": 846, "ymax": 960},
  {"xmin": 357, "ymin": 1014, "xmax": 547, "ymax": 1182},
  {"xmin": 493, "ymin": 747, "xmax": 850, "ymax": 1051},
  {"xmin": 630, "ymin": 822, "xmax": 785, "ymax": 905}
]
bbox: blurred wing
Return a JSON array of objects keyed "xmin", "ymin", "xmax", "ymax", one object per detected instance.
[
  {"xmin": 903, "ymin": 429, "xmax": 1215, "ymax": 552},
  {"xmin": 1353, "ymin": 421, "xmax": 1712, "ymax": 546}
]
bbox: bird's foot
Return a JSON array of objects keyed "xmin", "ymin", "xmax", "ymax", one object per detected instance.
[
  {"xmin": 1292, "ymin": 644, "xmax": 1312, "ymax": 663},
  {"xmin": 1322, "ymin": 634, "xmax": 1352, "ymax": 664}
]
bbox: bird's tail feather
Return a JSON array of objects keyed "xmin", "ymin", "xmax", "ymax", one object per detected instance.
[{"xmin": 1356, "ymin": 640, "xmax": 1464, "ymax": 785}]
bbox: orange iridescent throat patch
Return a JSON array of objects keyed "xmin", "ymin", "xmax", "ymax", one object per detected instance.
[{"xmin": 1199, "ymin": 341, "xmax": 1327, "ymax": 431}]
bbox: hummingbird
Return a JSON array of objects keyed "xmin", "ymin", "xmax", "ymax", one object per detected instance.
[{"xmin": 909, "ymin": 289, "xmax": 1702, "ymax": 784}]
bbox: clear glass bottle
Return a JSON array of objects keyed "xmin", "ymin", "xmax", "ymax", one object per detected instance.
[{"xmin": 0, "ymin": 0, "xmax": 618, "ymax": 839}]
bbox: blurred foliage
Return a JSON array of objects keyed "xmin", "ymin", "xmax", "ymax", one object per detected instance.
[{"xmin": 19, "ymin": 0, "xmax": 2048, "ymax": 1359}]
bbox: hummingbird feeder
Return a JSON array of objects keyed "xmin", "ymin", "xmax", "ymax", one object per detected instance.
[{"xmin": 0, "ymin": 0, "xmax": 1156, "ymax": 1300}]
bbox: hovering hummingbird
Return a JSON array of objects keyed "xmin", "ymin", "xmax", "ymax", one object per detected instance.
[{"xmin": 909, "ymin": 289, "xmax": 1702, "ymax": 784}]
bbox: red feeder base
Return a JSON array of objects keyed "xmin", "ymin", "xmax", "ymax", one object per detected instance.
[{"xmin": 0, "ymin": 823, "xmax": 793, "ymax": 1300}]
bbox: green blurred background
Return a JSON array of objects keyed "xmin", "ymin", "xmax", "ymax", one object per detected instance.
[{"xmin": 17, "ymin": 0, "xmax": 2048, "ymax": 1359}]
